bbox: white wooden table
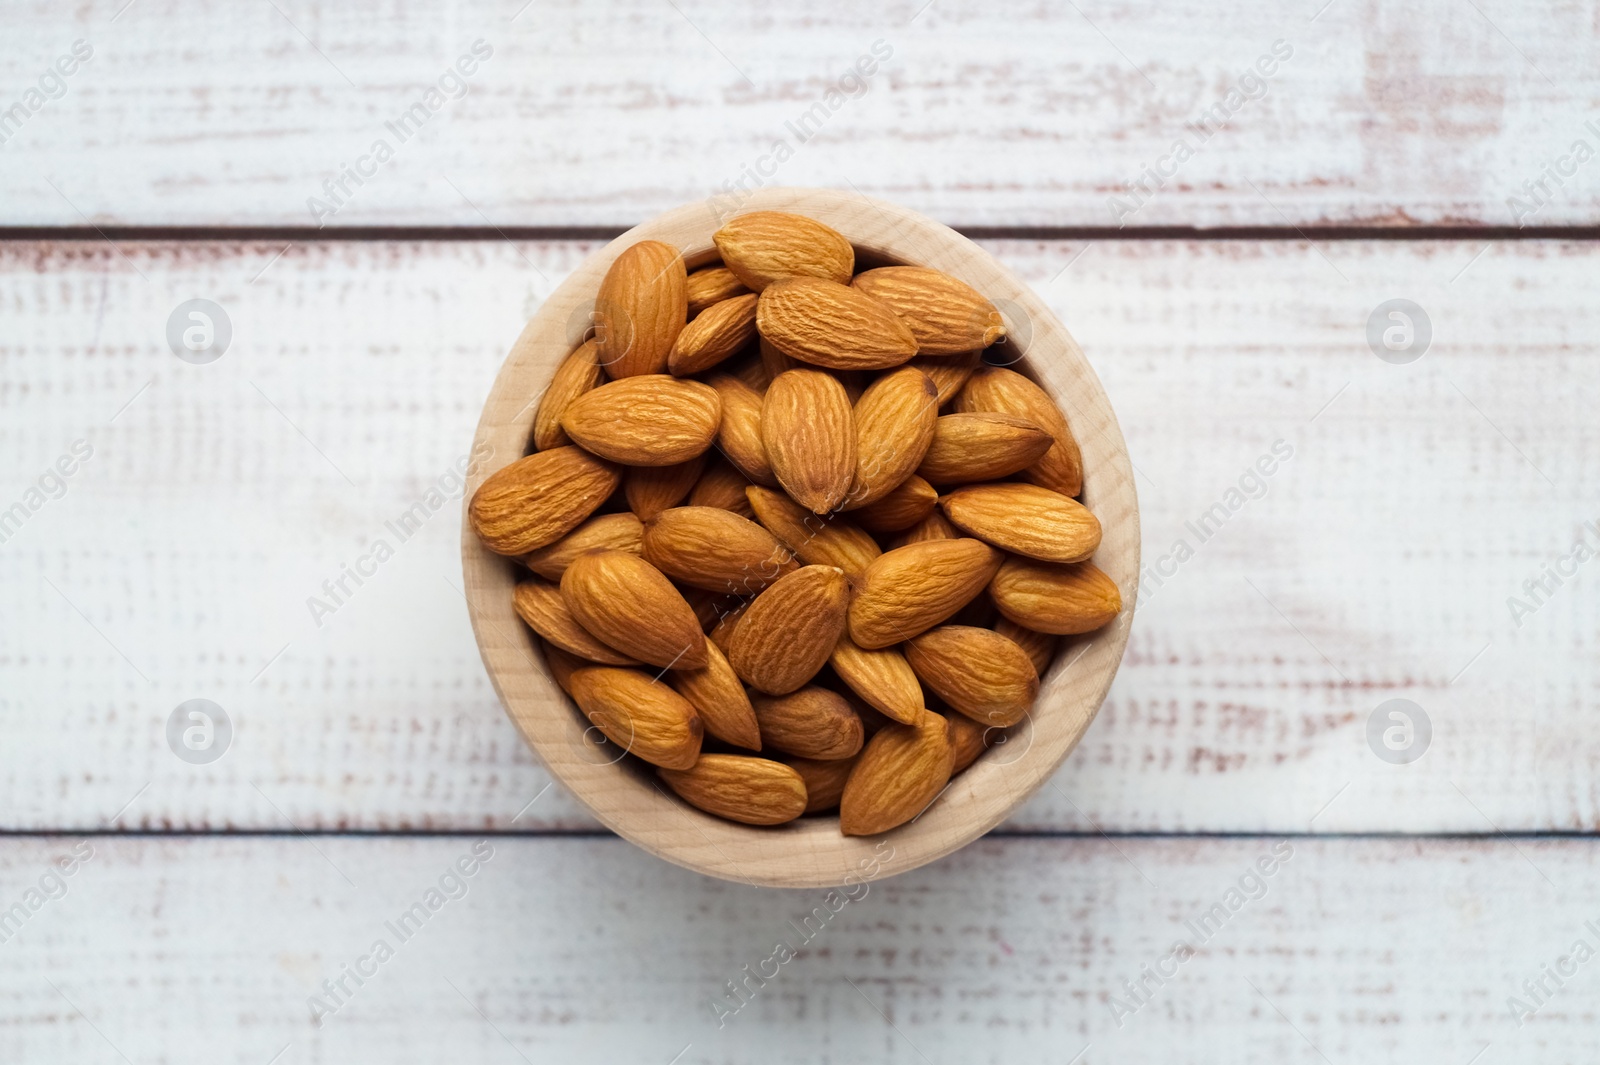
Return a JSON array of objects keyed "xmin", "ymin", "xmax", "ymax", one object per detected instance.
[{"xmin": 4, "ymin": 2, "xmax": 1598, "ymax": 1060}]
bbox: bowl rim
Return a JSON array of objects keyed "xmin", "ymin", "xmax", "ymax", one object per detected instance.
[{"xmin": 460, "ymin": 187, "xmax": 1140, "ymax": 888}]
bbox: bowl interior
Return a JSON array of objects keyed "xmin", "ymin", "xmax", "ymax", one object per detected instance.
[{"xmin": 461, "ymin": 188, "xmax": 1140, "ymax": 887}]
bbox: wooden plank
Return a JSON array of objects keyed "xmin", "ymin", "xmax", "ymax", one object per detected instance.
[
  {"xmin": 2, "ymin": 237, "xmax": 1598, "ymax": 833},
  {"xmin": 0, "ymin": 835, "xmax": 1591, "ymax": 1062},
  {"xmin": 3, "ymin": 0, "xmax": 1598, "ymax": 227}
]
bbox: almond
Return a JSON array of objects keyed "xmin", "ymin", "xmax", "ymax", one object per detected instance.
[
  {"xmin": 666, "ymin": 640, "xmax": 762, "ymax": 750},
  {"xmin": 688, "ymin": 456, "xmax": 757, "ymax": 518},
  {"xmin": 560, "ymin": 550, "xmax": 708, "ymax": 669},
  {"xmin": 642, "ymin": 505, "xmax": 798, "ymax": 595},
  {"xmin": 844, "ymin": 367, "xmax": 939, "ymax": 509},
  {"xmin": 539, "ymin": 639, "xmax": 585, "ymax": 694},
  {"xmin": 707, "ymin": 373, "xmax": 776, "ymax": 486},
  {"xmin": 887, "ymin": 509, "xmax": 959, "ymax": 550},
  {"xmin": 848, "ymin": 538, "xmax": 1002, "ymax": 649},
  {"xmin": 624, "ymin": 456, "xmax": 706, "ymax": 522},
  {"xmin": 513, "ymin": 579, "xmax": 639, "ymax": 666},
  {"xmin": 751, "ymin": 686, "xmax": 864, "ymax": 760},
  {"xmin": 568, "ymin": 666, "xmax": 702, "ymax": 769},
  {"xmin": 954, "ymin": 365, "xmax": 1083, "ymax": 496},
  {"xmin": 713, "ymin": 211, "xmax": 854, "ymax": 292},
  {"xmin": 532, "ymin": 338, "xmax": 604, "ymax": 451},
  {"xmin": 706, "ymin": 599, "xmax": 750, "ymax": 652},
  {"xmin": 561, "ymin": 375, "xmax": 721, "ymax": 466},
  {"xmin": 593, "ymin": 239, "xmax": 687, "ymax": 378},
  {"xmin": 761, "ymin": 369, "xmax": 856, "ymax": 514},
  {"xmin": 839, "ymin": 710, "xmax": 954, "ymax": 836},
  {"xmin": 758, "ymin": 334, "xmax": 797, "ymax": 382},
  {"xmin": 940, "ymin": 483, "xmax": 1101, "ymax": 563},
  {"xmin": 520, "ymin": 512, "xmax": 643, "ymax": 581},
  {"xmin": 469, "ymin": 447, "xmax": 620, "ymax": 555},
  {"xmin": 657, "ymin": 754, "xmax": 807, "ymax": 825},
  {"xmin": 668, "ymin": 292, "xmax": 759, "ymax": 375},
  {"xmin": 989, "ymin": 557, "xmax": 1122, "ymax": 635},
  {"xmin": 685, "ymin": 265, "xmax": 750, "ymax": 316},
  {"xmin": 916, "ymin": 412, "xmax": 1054, "ymax": 485},
  {"xmin": 944, "ymin": 712, "xmax": 990, "ymax": 774},
  {"xmin": 904, "ymin": 625, "xmax": 1038, "ymax": 727},
  {"xmin": 785, "ymin": 755, "xmax": 857, "ymax": 813},
  {"xmin": 994, "ymin": 618, "xmax": 1059, "ymax": 676},
  {"xmin": 852, "ymin": 474, "xmax": 939, "ymax": 534},
  {"xmin": 727, "ymin": 565, "xmax": 849, "ymax": 694},
  {"xmin": 757, "ymin": 278, "xmax": 918, "ymax": 371},
  {"xmin": 745, "ymin": 486, "xmax": 880, "ymax": 580},
  {"xmin": 829, "ymin": 635, "xmax": 924, "ymax": 725},
  {"xmin": 911, "ymin": 349, "xmax": 983, "ymax": 405},
  {"xmin": 851, "ymin": 267, "xmax": 1004, "ymax": 355}
]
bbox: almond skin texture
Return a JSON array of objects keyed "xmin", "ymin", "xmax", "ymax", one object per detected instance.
[
  {"xmin": 666, "ymin": 640, "xmax": 763, "ymax": 750},
  {"xmin": 757, "ymin": 277, "xmax": 919, "ymax": 371},
  {"xmin": 713, "ymin": 211, "xmax": 854, "ymax": 292},
  {"xmin": 829, "ymin": 636, "xmax": 924, "ymax": 725},
  {"xmin": 706, "ymin": 599, "xmax": 750, "ymax": 653},
  {"xmin": 561, "ymin": 375, "xmax": 721, "ymax": 467},
  {"xmin": 844, "ymin": 367, "xmax": 939, "ymax": 509},
  {"xmin": 624, "ymin": 455, "xmax": 706, "ymax": 522},
  {"xmin": 642, "ymin": 505, "xmax": 798, "ymax": 595},
  {"xmin": 727, "ymin": 565, "xmax": 850, "ymax": 694},
  {"xmin": 745, "ymin": 486, "xmax": 880, "ymax": 581},
  {"xmin": 685, "ymin": 265, "xmax": 750, "ymax": 316},
  {"xmin": 668, "ymin": 292, "xmax": 759, "ymax": 375},
  {"xmin": 955, "ymin": 365, "xmax": 1084, "ymax": 496},
  {"xmin": 540, "ymin": 639, "xmax": 585, "ymax": 694},
  {"xmin": 851, "ymin": 267, "xmax": 1005, "ymax": 355},
  {"xmin": 905, "ymin": 625, "xmax": 1039, "ymax": 727},
  {"xmin": 520, "ymin": 512, "xmax": 643, "ymax": 581},
  {"xmin": 594, "ymin": 239, "xmax": 687, "ymax": 378},
  {"xmin": 560, "ymin": 550, "xmax": 709, "ymax": 669},
  {"xmin": 840, "ymin": 710, "xmax": 954, "ymax": 836},
  {"xmin": 910, "ymin": 350, "xmax": 983, "ymax": 405},
  {"xmin": 852, "ymin": 475, "xmax": 939, "ymax": 534},
  {"xmin": 944, "ymin": 713, "xmax": 989, "ymax": 774},
  {"xmin": 469, "ymin": 447, "xmax": 621, "ymax": 555},
  {"xmin": 916, "ymin": 412, "xmax": 1054, "ymax": 485},
  {"xmin": 658, "ymin": 754, "xmax": 807, "ymax": 825},
  {"xmin": 707, "ymin": 373, "xmax": 777, "ymax": 486},
  {"xmin": 995, "ymin": 618, "xmax": 1059, "ymax": 676},
  {"xmin": 848, "ymin": 538, "xmax": 1003, "ymax": 649},
  {"xmin": 512, "ymin": 579, "xmax": 640, "ymax": 666},
  {"xmin": 688, "ymin": 457, "xmax": 757, "ymax": 518},
  {"xmin": 533, "ymin": 338, "xmax": 604, "ymax": 451},
  {"xmin": 758, "ymin": 334, "xmax": 797, "ymax": 382},
  {"xmin": 990, "ymin": 558, "xmax": 1123, "ymax": 635},
  {"xmin": 785, "ymin": 755, "xmax": 858, "ymax": 813},
  {"xmin": 887, "ymin": 509, "xmax": 960, "ymax": 550},
  {"xmin": 752, "ymin": 686, "xmax": 864, "ymax": 760},
  {"xmin": 940, "ymin": 483, "xmax": 1102, "ymax": 563},
  {"xmin": 761, "ymin": 369, "xmax": 856, "ymax": 515},
  {"xmin": 568, "ymin": 666, "xmax": 702, "ymax": 770}
]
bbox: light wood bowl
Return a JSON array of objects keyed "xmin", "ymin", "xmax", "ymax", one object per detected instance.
[{"xmin": 461, "ymin": 188, "xmax": 1139, "ymax": 887}]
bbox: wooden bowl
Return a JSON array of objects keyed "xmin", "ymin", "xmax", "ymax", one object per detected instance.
[{"xmin": 461, "ymin": 188, "xmax": 1139, "ymax": 887}]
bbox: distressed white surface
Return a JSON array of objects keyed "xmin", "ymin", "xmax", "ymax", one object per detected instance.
[
  {"xmin": 2, "ymin": 237, "xmax": 1595, "ymax": 832},
  {"xmin": 1, "ymin": 0, "xmax": 1596, "ymax": 227}
]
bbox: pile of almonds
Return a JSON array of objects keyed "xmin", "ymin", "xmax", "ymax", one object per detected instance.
[{"xmin": 470, "ymin": 210, "xmax": 1122, "ymax": 836}]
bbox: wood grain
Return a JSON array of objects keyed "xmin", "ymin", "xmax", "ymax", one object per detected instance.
[
  {"xmin": 2, "ymin": 236, "xmax": 1597, "ymax": 833},
  {"xmin": 3, "ymin": 0, "xmax": 1598, "ymax": 228}
]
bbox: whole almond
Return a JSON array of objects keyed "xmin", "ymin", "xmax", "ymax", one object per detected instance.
[
  {"xmin": 848, "ymin": 538, "xmax": 1003, "ymax": 649},
  {"xmin": 745, "ymin": 486, "xmax": 880, "ymax": 580},
  {"xmin": 513, "ymin": 579, "xmax": 639, "ymax": 666},
  {"xmin": 469, "ymin": 447, "xmax": 620, "ymax": 555},
  {"xmin": 940, "ymin": 483, "xmax": 1101, "ymax": 563},
  {"xmin": 785, "ymin": 755, "xmax": 858, "ymax": 813},
  {"xmin": 844, "ymin": 367, "xmax": 939, "ymax": 509},
  {"xmin": 568, "ymin": 666, "xmax": 702, "ymax": 770},
  {"xmin": 904, "ymin": 625, "xmax": 1038, "ymax": 727},
  {"xmin": 707, "ymin": 373, "xmax": 777, "ymax": 486},
  {"xmin": 642, "ymin": 505, "xmax": 798, "ymax": 595},
  {"xmin": 910, "ymin": 350, "xmax": 983, "ymax": 405},
  {"xmin": 944, "ymin": 713, "xmax": 990, "ymax": 774},
  {"xmin": 658, "ymin": 754, "xmax": 807, "ymax": 825},
  {"xmin": 955, "ymin": 365, "xmax": 1083, "ymax": 496},
  {"xmin": 761, "ymin": 369, "xmax": 856, "ymax": 514},
  {"xmin": 752, "ymin": 686, "xmax": 864, "ymax": 760},
  {"xmin": 561, "ymin": 550, "xmax": 708, "ymax": 669},
  {"xmin": 757, "ymin": 278, "xmax": 918, "ymax": 371},
  {"xmin": 667, "ymin": 640, "xmax": 762, "ymax": 750},
  {"xmin": 829, "ymin": 635, "xmax": 924, "ymax": 725},
  {"xmin": 594, "ymin": 239, "xmax": 687, "ymax": 378},
  {"xmin": 624, "ymin": 455, "xmax": 705, "ymax": 522},
  {"xmin": 520, "ymin": 512, "xmax": 643, "ymax": 581},
  {"xmin": 840, "ymin": 710, "xmax": 954, "ymax": 836},
  {"xmin": 532, "ymin": 338, "xmax": 604, "ymax": 451},
  {"xmin": 916, "ymin": 412, "xmax": 1054, "ymax": 485},
  {"xmin": 727, "ymin": 565, "xmax": 849, "ymax": 694},
  {"xmin": 994, "ymin": 618, "xmax": 1059, "ymax": 676},
  {"xmin": 688, "ymin": 456, "xmax": 757, "ymax": 518},
  {"xmin": 668, "ymin": 292, "xmax": 759, "ymax": 375},
  {"xmin": 713, "ymin": 211, "xmax": 854, "ymax": 292},
  {"xmin": 852, "ymin": 474, "xmax": 939, "ymax": 534},
  {"xmin": 686, "ymin": 265, "xmax": 750, "ymax": 316},
  {"xmin": 990, "ymin": 557, "xmax": 1122, "ymax": 635},
  {"xmin": 561, "ymin": 375, "xmax": 721, "ymax": 466},
  {"xmin": 851, "ymin": 266, "xmax": 1005, "ymax": 355}
]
